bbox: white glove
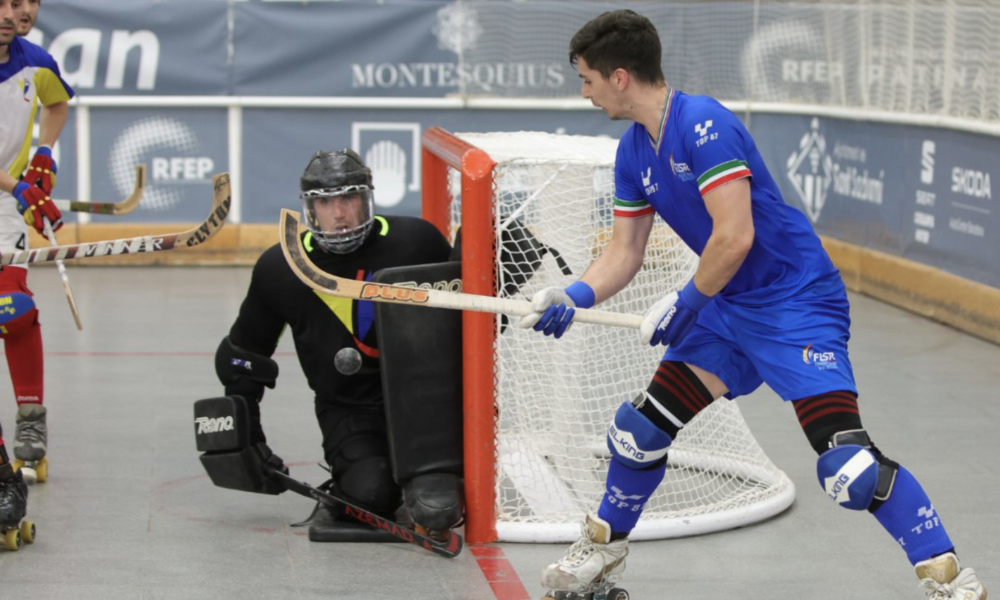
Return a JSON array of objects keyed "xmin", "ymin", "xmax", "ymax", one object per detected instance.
[{"xmin": 638, "ymin": 291, "xmax": 680, "ymax": 346}]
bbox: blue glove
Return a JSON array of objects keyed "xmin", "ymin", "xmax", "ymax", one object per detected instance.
[
  {"xmin": 518, "ymin": 281, "xmax": 595, "ymax": 339},
  {"xmin": 639, "ymin": 279, "xmax": 713, "ymax": 347}
]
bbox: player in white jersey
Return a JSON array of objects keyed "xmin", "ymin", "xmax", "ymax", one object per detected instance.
[
  {"xmin": 521, "ymin": 10, "xmax": 986, "ymax": 600},
  {"xmin": 0, "ymin": 0, "xmax": 73, "ymax": 487}
]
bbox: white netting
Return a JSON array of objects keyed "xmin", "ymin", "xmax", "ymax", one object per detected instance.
[
  {"xmin": 450, "ymin": 0, "xmax": 1000, "ymax": 126},
  {"xmin": 445, "ymin": 131, "xmax": 794, "ymax": 542}
]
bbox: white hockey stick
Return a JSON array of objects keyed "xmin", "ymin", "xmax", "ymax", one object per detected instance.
[
  {"xmin": 52, "ymin": 164, "xmax": 146, "ymax": 216},
  {"xmin": 1, "ymin": 173, "xmax": 231, "ymax": 267},
  {"xmin": 42, "ymin": 219, "xmax": 83, "ymax": 331},
  {"xmin": 278, "ymin": 209, "xmax": 643, "ymax": 329}
]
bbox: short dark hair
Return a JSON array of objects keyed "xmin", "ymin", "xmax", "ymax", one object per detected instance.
[{"xmin": 569, "ymin": 10, "xmax": 665, "ymax": 86}]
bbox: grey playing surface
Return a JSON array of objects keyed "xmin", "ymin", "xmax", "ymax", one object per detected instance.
[{"xmin": 0, "ymin": 266, "xmax": 996, "ymax": 600}]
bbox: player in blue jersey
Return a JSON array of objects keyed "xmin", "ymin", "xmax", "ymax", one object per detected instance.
[
  {"xmin": 521, "ymin": 10, "xmax": 986, "ymax": 600},
  {"xmin": 0, "ymin": 0, "xmax": 73, "ymax": 497}
]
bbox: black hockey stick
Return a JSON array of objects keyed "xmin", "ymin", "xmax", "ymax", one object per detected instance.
[
  {"xmin": 1, "ymin": 173, "xmax": 230, "ymax": 266},
  {"xmin": 267, "ymin": 469, "xmax": 463, "ymax": 558},
  {"xmin": 52, "ymin": 164, "xmax": 146, "ymax": 215}
]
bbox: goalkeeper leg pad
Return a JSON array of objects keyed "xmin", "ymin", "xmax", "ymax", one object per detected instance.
[
  {"xmin": 194, "ymin": 395, "xmax": 284, "ymax": 495},
  {"xmin": 402, "ymin": 472, "xmax": 464, "ymax": 533}
]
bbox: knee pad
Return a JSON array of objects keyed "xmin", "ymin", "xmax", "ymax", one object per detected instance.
[
  {"xmin": 816, "ymin": 429, "xmax": 899, "ymax": 511},
  {"xmin": 0, "ymin": 292, "xmax": 37, "ymax": 338},
  {"xmin": 337, "ymin": 456, "xmax": 401, "ymax": 515},
  {"xmin": 607, "ymin": 399, "xmax": 673, "ymax": 470}
]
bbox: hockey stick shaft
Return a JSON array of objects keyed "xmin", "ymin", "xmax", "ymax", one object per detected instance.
[
  {"xmin": 268, "ymin": 469, "xmax": 463, "ymax": 558},
  {"xmin": 1, "ymin": 173, "xmax": 231, "ymax": 266},
  {"xmin": 278, "ymin": 209, "xmax": 644, "ymax": 329},
  {"xmin": 52, "ymin": 164, "xmax": 146, "ymax": 215},
  {"xmin": 43, "ymin": 219, "xmax": 83, "ymax": 331}
]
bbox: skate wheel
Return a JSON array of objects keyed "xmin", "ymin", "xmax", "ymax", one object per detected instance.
[
  {"xmin": 11, "ymin": 459, "xmax": 24, "ymax": 472},
  {"xmin": 606, "ymin": 588, "xmax": 629, "ymax": 600},
  {"xmin": 35, "ymin": 458, "xmax": 47, "ymax": 483},
  {"xmin": 4, "ymin": 528, "xmax": 21, "ymax": 551},
  {"xmin": 20, "ymin": 520, "xmax": 35, "ymax": 544}
]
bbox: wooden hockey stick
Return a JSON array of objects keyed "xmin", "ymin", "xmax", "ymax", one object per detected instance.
[
  {"xmin": 1, "ymin": 173, "xmax": 231, "ymax": 267},
  {"xmin": 52, "ymin": 164, "xmax": 146, "ymax": 215},
  {"xmin": 278, "ymin": 209, "xmax": 644, "ymax": 329},
  {"xmin": 268, "ymin": 469, "xmax": 463, "ymax": 558},
  {"xmin": 42, "ymin": 219, "xmax": 83, "ymax": 331}
]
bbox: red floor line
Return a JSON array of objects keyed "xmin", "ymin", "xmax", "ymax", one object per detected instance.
[{"xmin": 471, "ymin": 544, "xmax": 532, "ymax": 600}]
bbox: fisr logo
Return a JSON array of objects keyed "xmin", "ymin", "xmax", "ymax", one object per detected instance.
[{"xmin": 803, "ymin": 344, "xmax": 838, "ymax": 369}]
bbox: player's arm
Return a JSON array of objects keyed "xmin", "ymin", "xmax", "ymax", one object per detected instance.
[
  {"xmin": 214, "ymin": 252, "xmax": 286, "ymax": 444},
  {"xmin": 36, "ymin": 101, "xmax": 68, "ymax": 149},
  {"xmin": 690, "ymin": 178, "xmax": 753, "ymax": 295},
  {"xmin": 580, "ymin": 212, "xmax": 654, "ymax": 303}
]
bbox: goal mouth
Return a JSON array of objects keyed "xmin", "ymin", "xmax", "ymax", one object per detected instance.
[{"xmin": 422, "ymin": 129, "xmax": 794, "ymax": 543}]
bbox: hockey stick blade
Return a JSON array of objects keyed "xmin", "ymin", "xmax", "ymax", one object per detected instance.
[
  {"xmin": 268, "ymin": 469, "xmax": 463, "ymax": 558},
  {"xmin": 1, "ymin": 172, "xmax": 230, "ymax": 266},
  {"xmin": 278, "ymin": 209, "xmax": 643, "ymax": 329},
  {"xmin": 53, "ymin": 164, "xmax": 146, "ymax": 215}
]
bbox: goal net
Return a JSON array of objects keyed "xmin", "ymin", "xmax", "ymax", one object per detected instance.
[{"xmin": 422, "ymin": 129, "xmax": 795, "ymax": 543}]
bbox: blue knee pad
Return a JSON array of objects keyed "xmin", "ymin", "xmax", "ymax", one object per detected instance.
[
  {"xmin": 0, "ymin": 292, "xmax": 37, "ymax": 337},
  {"xmin": 607, "ymin": 400, "xmax": 673, "ymax": 469},
  {"xmin": 817, "ymin": 444, "xmax": 880, "ymax": 510}
]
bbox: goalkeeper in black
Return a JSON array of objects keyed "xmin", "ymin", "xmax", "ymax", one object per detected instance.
[{"xmin": 214, "ymin": 149, "xmax": 457, "ymax": 541}]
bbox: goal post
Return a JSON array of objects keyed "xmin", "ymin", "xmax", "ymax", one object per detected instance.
[{"xmin": 421, "ymin": 128, "xmax": 795, "ymax": 544}]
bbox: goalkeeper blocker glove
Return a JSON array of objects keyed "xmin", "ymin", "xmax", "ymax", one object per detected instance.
[
  {"xmin": 23, "ymin": 146, "xmax": 57, "ymax": 195},
  {"xmin": 639, "ymin": 279, "xmax": 713, "ymax": 347},
  {"xmin": 518, "ymin": 281, "xmax": 595, "ymax": 339},
  {"xmin": 12, "ymin": 181, "xmax": 63, "ymax": 237}
]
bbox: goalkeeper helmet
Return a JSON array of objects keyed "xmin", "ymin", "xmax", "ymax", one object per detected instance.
[{"xmin": 300, "ymin": 149, "xmax": 375, "ymax": 254}]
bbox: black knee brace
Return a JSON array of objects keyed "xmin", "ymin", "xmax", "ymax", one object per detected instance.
[{"xmin": 638, "ymin": 361, "xmax": 714, "ymax": 439}]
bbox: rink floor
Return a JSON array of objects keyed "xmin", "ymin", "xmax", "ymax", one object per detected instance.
[{"xmin": 0, "ymin": 266, "xmax": 997, "ymax": 600}]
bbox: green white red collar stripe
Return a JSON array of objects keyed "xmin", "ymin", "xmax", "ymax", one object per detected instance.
[
  {"xmin": 614, "ymin": 198, "xmax": 655, "ymax": 218},
  {"xmin": 648, "ymin": 88, "xmax": 675, "ymax": 155},
  {"xmin": 697, "ymin": 159, "xmax": 751, "ymax": 196}
]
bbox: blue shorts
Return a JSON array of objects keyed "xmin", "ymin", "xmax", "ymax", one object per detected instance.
[{"xmin": 664, "ymin": 275, "xmax": 857, "ymax": 401}]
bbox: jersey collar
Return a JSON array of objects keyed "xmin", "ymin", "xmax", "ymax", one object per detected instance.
[{"xmin": 647, "ymin": 88, "xmax": 675, "ymax": 156}]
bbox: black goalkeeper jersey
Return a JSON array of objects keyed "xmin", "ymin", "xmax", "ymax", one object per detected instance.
[{"xmin": 228, "ymin": 215, "xmax": 452, "ymax": 407}]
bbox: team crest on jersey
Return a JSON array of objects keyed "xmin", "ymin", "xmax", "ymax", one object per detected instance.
[
  {"xmin": 670, "ymin": 153, "xmax": 695, "ymax": 181},
  {"xmin": 802, "ymin": 344, "xmax": 838, "ymax": 370},
  {"xmin": 18, "ymin": 78, "xmax": 31, "ymax": 102}
]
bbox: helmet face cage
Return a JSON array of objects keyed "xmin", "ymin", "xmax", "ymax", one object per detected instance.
[{"xmin": 301, "ymin": 185, "xmax": 375, "ymax": 254}]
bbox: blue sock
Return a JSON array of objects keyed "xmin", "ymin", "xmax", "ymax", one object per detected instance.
[
  {"xmin": 872, "ymin": 465, "xmax": 954, "ymax": 565},
  {"xmin": 597, "ymin": 458, "xmax": 667, "ymax": 535}
]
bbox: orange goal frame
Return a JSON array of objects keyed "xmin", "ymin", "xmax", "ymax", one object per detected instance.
[{"xmin": 421, "ymin": 127, "xmax": 499, "ymax": 544}]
